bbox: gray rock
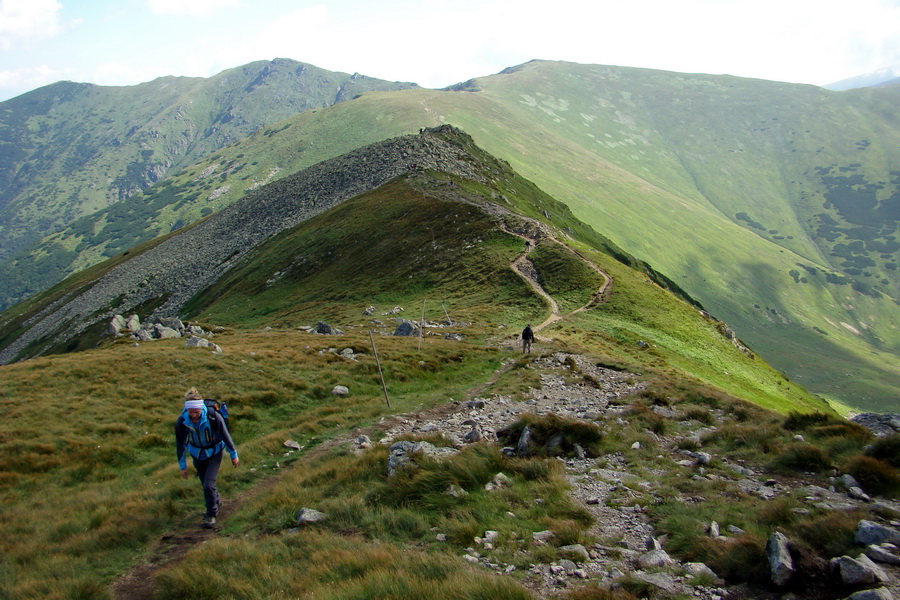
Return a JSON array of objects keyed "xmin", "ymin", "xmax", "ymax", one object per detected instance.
[
  {"xmin": 154, "ymin": 324, "xmax": 181, "ymax": 339},
  {"xmin": 463, "ymin": 429, "xmax": 482, "ymax": 443},
  {"xmin": 485, "ymin": 472, "xmax": 512, "ymax": 491},
  {"xmin": 386, "ymin": 440, "xmax": 456, "ymax": 476},
  {"xmin": 841, "ymin": 474, "xmax": 862, "ymax": 490},
  {"xmin": 558, "ymin": 544, "xmax": 591, "ymax": 562},
  {"xmin": 865, "ymin": 543, "xmax": 900, "ymax": 566},
  {"xmin": 517, "ymin": 426, "xmax": 537, "ymax": 457},
  {"xmin": 684, "ymin": 562, "xmax": 722, "ymax": 582},
  {"xmin": 108, "ymin": 314, "xmax": 127, "ymax": 336},
  {"xmin": 558, "ymin": 559, "xmax": 577, "ymax": 572},
  {"xmin": 849, "ymin": 486, "xmax": 872, "ymax": 502},
  {"xmin": 332, "ymin": 385, "xmax": 349, "ymax": 396},
  {"xmin": 445, "ymin": 484, "xmax": 468, "ymax": 498},
  {"xmin": 125, "ymin": 314, "xmax": 141, "ymax": 330},
  {"xmin": 856, "ymin": 520, "xmax": 900, "ymax": 546},
  {"xmin": 833, "ymin": 554, "xmax": 888, "ymax": 586},
  {"xmin": 132, "ymin": 329, "xmax": 153, "ymax": 341},
  {"xmin": 638, "ymin": 549, "xmax": 675, "ymax": 568},
  {"xmin": 695, "ymin": 452, "xmax": 712, "ymax": 465},
  {"xmin": 844, "ymin": 588, "xmax": 895, "ymax": 600},
  {"xmin": 532, "ymin": 530, "xmax": 554, "ymax": 543},
  {"xmin": 765, "ymin": 532, "xmax": 794, "ymax": 586},
  {"xmin": 296, "ymin": 508, "xmax": 328, "ymax": 524},
  {"xmin": 184, "ymin": 335, "xmax": 211, "ymax": 348},
  {"xmin": 392, "ymin": 320, "xmax": 420, "ymax": 337},
  {"xmin": 633, "ymin": 571, "xmax": 679, "ymax": 594}
]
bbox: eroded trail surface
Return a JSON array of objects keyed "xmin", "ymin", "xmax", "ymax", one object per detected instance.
[{"xmin": 509, "ymin": 234, "xmax": 612, "ymax": 334}]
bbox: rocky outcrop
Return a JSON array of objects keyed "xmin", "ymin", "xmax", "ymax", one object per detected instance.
[
  {"xmin": 105, "ymin": 313, "xmax": 220, "ymax": 351},
  {"xmin": 0, "ymin": 126, "xmax": 486, "ymax": 364}
]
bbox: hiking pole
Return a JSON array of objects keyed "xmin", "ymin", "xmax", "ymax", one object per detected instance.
[
  {"xmin": 369, "ymin": 330, "xmax": 392, "ymax": 408},
  {"xmin": 418, "ymin": 298, "xmax": 426, "ymax": 352}
]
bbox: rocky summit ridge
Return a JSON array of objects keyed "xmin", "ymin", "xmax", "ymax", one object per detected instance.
[{"xmin": 0, "ymin": 126, "xmax": 485, "ymax": 364}]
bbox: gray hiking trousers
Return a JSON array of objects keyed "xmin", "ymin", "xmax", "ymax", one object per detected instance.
[{"xmin": 192, "ymin": 450, "xmax": 223, "ymax": 517}]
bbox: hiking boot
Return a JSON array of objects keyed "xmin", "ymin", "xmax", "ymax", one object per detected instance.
[{"xmin": 201, "ymin": 515, "xmax": 216, "ymax": 529}]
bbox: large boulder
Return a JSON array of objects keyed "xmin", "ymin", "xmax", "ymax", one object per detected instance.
[
  {"xmin": 392, "ymin": 320, "xmax": 420, "ymax": 337},
  {"xmin": 856, "ymin": 520, "xmax": 900, "ymax": 546},
  {"xmin": 833, "ymin": 554, "xmax": 888, "ymax": 586},
  {"xmin": 125, "ymin": 314, "xmax": 141, "ymax": 331},
  {"xmin": 765, "ymin": 532, "xmax": 794, "ymax": 587},
  {"xmin": 314, "ymin": 321, "xmax": 343, "ymax": 335},
  {"xmin": 386, "ymin": 441, "xmax": 457, "ymax": 477},
  {"xmin": 108, "ymin": 314, "xmax": 127, "ymax": 336},
  {"xmin": 154, "ymin": 324, "xmax": 181, "ymax": 339}
]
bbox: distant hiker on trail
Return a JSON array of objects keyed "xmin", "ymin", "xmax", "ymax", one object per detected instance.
[
  {"xmin": 522, "ymin": 324, "xmax": 534, "ymax": 353},
  {"xmin": 175, "ymin": 388, "xmax": 239, "ymax": 529}
]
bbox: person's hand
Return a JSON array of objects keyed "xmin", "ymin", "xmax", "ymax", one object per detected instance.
[
  {"xmin": 232, "ymin": 457, "xmax": 240, "ymax": 468},
  {"xmin": 180, "ymin": 468, "xmax": 189, "ymax": 480}
]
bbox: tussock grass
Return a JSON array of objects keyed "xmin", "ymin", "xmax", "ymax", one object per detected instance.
[
  {"xmin": 169, "ymin": 433, "xmax": 591, "ymax": 597},
  {"xmin": 842, "ymin": 456, "xmax": 900, "ymax": 498},
  {"xmin": 792, "ymin": 510, "xmax": 863, "ymax": 557},
  {"xmin": 563, "ymin": 586, "xmax": 639, "ymax": 600},
  {"xmin": 865, "ymin": 434, "xmax": 900, "ymax": 468},
  {"xmin": 156, "ymin": 531, "xmax": 532, "ymax": 600},
  {"xmin": 770, "ymin": 443, "xmax": 833, "ymax": 474},
  {"xmin": 0, "ymin": 327, "xmax": 504, "ymax": 597}
]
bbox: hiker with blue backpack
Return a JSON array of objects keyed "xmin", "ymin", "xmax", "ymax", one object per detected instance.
[{"xmin": 175, "ymin": 388, "xmax": 239, "ymax": 529}]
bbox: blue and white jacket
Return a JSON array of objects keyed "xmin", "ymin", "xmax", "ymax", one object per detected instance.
[{"xmin": 175, "ymin": 405, "xmax": 238, "ymax": 470}]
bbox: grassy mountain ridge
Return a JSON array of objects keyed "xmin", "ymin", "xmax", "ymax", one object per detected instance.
[
  {"xmin": 3, "ymin": 60, "xmax": 898, "ymax": 410},
  {"xmin": 0, "ymin": 58, "xmax": 417, "ymax": 268},
  {"xmin": 0, "ymin": 129, "xmax": 857, "ymax": 599},
  {"xmin": 0, "ymin": 135, "xmax": 838, "ymax": 597}
]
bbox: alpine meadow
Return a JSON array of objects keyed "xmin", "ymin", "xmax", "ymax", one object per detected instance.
[
  {"xmin": 1, "ymin": 59, "xmax": 897, "ymax": 411},
  {"xmin": 1, "ymin": 59, "xmax": 900, "ymax": 600}
]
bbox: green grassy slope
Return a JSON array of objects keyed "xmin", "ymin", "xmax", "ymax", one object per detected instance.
[
  {"xmin": 0, "ymin": 158, "xmax": 834, "ymax": 597},
  {"xmin": 4, "ymin": 61, "xmax": 898, "ymax": 410}
]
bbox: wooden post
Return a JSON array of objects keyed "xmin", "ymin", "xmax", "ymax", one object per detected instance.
[
  {"xmin": 418, "ymin": 298, "xmax": 426, "ymax": 352},
  {"xmin": 442, "ymin": 303, "xmax": 451, "ymax": 325},
  {"xmin": 369, "ymin": 330, "xmax": 391, "ymax": 408}
]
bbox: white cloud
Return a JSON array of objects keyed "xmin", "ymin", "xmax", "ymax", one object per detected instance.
[
  {"xmin": 0, "ymin": 64, "xmax": 59, "ymax": 95},
  {"xmin": 146, "ymin": 0, "xmax": 240, "ymax": 17},
  {"xmin": 0, "ymin": 0, "xmax": 65, "ymax": 49}
]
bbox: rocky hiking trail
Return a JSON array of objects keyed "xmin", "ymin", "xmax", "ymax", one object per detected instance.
[
  {"xmin": 113, "ymin": 345, "xmax": 900, "ymax": 600},
  {"xmin": 112, "ymin": 230, "xmax": 900, "ymax": 600}
]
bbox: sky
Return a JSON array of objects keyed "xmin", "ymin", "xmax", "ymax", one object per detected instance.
[{"xmin": 1, "ymin": 0, "xmax": 899, "ymax": 102}]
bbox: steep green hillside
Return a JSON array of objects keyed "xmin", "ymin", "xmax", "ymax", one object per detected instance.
[
  {"xmin": 0, "ymin": 139, "xmax": 844, "ymax": 598},
  {"xmin": 0, "ymin": 58, "xmax": 416, "ymax": 270},
  {"xmin": 3, "ymin": 61, "xmax": 898, "ymax": 410},
  {"xmin": 182, "ymin": 170, "xmax": 823, "ymax": 413}
]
